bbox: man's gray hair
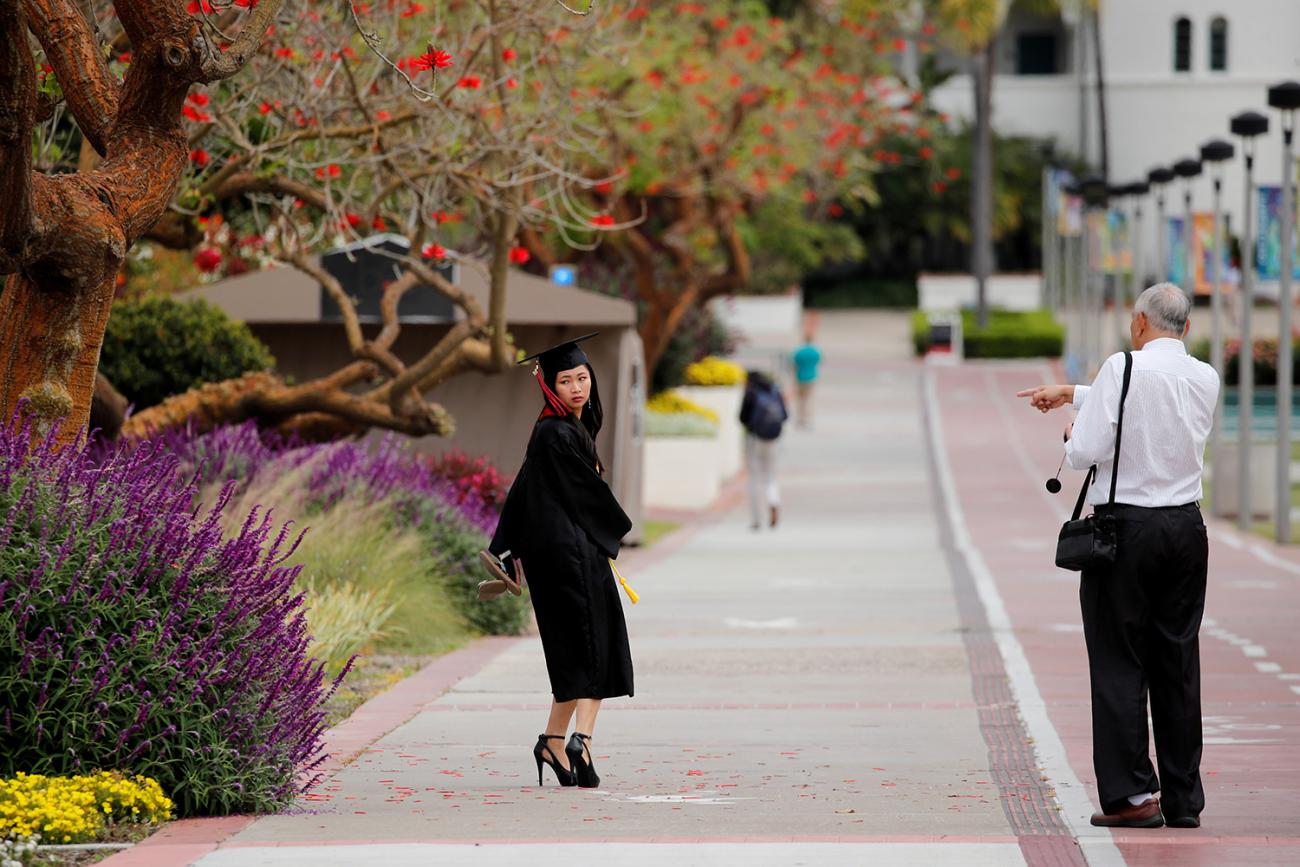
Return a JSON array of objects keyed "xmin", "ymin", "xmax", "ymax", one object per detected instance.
[{"xmin": 1134, "ymin": 282, "xmax": 1191, "ymax": 334}]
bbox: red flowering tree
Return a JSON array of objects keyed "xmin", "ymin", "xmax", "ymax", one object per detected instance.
[
  {"xmin": 522, "ymin": 1, "xmax": 930, "ymax": 374},
  {"xmin": 7, "ymin": 0, "xmax": 618, "ymax": 442},
  {"xmin": 0, "ymin": 1, "xmax": 289, "ymax": 444}
]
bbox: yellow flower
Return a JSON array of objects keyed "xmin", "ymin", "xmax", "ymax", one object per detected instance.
[
  {"xmin": 683, "ymin": 356, "xmax": 745, "ymax": 387},
  {"xmin": 646, "ymin": 390, "xmax": 719, "ymax": 423}
]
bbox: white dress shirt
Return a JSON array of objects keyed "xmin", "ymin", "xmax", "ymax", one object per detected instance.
[{"xmin": 1068, "ymin": 338, "xmax": 1220, "ymax": 507}]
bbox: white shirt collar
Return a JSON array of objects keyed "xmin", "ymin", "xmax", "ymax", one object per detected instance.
[{"xmin": 1141, "ymin": 337, "xmax": 1187, "ymax": 354}]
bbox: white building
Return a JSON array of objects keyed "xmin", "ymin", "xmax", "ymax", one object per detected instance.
[{"xmin": 926, "ymin": 0, "xmax": 1300, "ymax": 284}]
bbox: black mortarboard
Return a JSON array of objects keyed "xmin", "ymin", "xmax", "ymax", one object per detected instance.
[{"xmin": 518, "ymin": 331, "xmax": 599, "ymax": 378}]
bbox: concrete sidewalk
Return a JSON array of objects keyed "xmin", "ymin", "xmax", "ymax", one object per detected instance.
[{"xmin": 140, "ymin": 311, "xmax": 1041, "ymax": 866}]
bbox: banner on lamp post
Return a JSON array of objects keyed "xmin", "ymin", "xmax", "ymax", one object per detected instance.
[
  {"xmin": 1191, "ymin": 211, "xmax": 1231, "ymax": 296},
  {"xmin": 1167, "ymin": 216, "xmax": 1188, "ymax": 286},
  {"xmin": 1256, "ymin": 185, "xmax": 1300, "ymax": 281}
]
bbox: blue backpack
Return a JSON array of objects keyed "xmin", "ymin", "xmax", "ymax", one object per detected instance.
[{"xmin": 746, "ymin": 386, "xmax": 786, "ymax": 440}]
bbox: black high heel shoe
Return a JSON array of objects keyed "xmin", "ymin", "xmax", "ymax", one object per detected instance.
[
  {"xmin": 534, "ymin": 734, "xmax": 577, "ymax": 787},
  {"xmin": 566, "ymin": 732, "xmax": 600, "ymax": 788}
]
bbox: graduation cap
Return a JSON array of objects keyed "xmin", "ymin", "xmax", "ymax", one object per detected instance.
[{"xmin": 518, "ymin": 331, "xmax": 599, "ymax": 378}]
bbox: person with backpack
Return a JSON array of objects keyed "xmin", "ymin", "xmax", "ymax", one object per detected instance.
[{"xmin": 739, "ymin": 370, "xmax": 788, "ymax": 530}]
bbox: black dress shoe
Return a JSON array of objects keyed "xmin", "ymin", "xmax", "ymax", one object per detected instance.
[
  {"xmin": 1166, "ymin": 815, "xmax": 1201, "ymax": 829},
  {"xmin": 1090, "ymin": 797, "xmax": 1164, "ymax": 828}
]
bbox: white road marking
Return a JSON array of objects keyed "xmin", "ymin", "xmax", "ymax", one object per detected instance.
[
  {"xmin": 1243, "ymin": 645, "xmax": 1268, "ymax": 658},
  {"xmin": 1255, "ymin": 662, "xmax": 1282, "ymax": 673},
  {"xmin": 923, "ymin": 372, "xmax": 1123, "ymax": 867},
  {"xmin": 722, "ymin": 617, "xmax": 798, "ymax": 630}
]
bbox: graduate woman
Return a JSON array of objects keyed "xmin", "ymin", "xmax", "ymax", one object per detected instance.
[{"xmin": 483, "ymin": 333, "xmax": 634, "ymax": 788}]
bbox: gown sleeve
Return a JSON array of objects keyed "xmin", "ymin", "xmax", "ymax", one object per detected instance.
[{"xmin": 538, "ymin": 425, "xmax": 632, "ymax": 559}]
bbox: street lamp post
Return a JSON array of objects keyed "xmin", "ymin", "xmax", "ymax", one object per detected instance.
[
  {"xmin": 1268, "ymin": 81, "xmax": 1300, "ymax": 543},
  {"xmin": 1081, "ymin": 175, "xmax": 1111, "ymax": 376},
  {"xmin": 1062, "ymin": 180, "xmax": 1085, "ymax": 382},
  {"xmin": 1173, "ymin": 158, "xmax": 1204, "ymax": 296},
  {"xmin": 1230, "ymin": 110, "xmax": 1270, "ymax": 530},
  {"xmin": 1201, "ymin": 139, "xmax": 1236, "ymax": 518},
  {"xmin": 1148, "ymin": 166, "xmax": 1176, "ymax": 279},
  {"xmin": 1127, "ymin": 181, "xmax": 1150, "ymax": 306}
]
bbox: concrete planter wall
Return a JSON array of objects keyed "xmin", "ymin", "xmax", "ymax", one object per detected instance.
[
  {"xmin": 642, "ymin": 435, "xmax": 721, "ymax": 511},
  {"xmin": 676, "ymin": 385, "xmax": 744, "ymax": 478}
]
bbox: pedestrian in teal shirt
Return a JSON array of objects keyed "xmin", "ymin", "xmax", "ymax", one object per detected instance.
[{"xmin": 792, "ymin": 330, "xmax": 822, "ymax": 429}]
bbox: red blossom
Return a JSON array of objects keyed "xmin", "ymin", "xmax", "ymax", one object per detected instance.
[
  {"xmin": 401, "ymin": 3, "xmax": 425, "ymax": 17},
  {"xmin": 590, "ymin": 215, "xmax": 615, "ymax": 227},
  {"xmin": 314, "ymin": 164, "xmax": 342, "ymax": 179},
  {"xmin": 345, "ymin": 213, "xmax": 362, "ymax": 228},
  {"xmin": 457, "ymin": 75, "xmax": 482, "ymax": 89},
  {"xmin": 181, "ymin": 105, "xmax": 211, "ymax": 123},
  {"xmin": 508, "ymin": 246, "xmax": 530, "ymax": 264},
  {"xmin": 828, "ymin": 203, "xmax": 844, "ymax": 217},
  {"xmin": 274, "ymin": 47, "xmax": 294, "ymax": 59},
  {"xmin": 626, "ymin": 5, "xmax": 648, "ymax": 21},
  {"xmin": 412, "ymin": 48, "xmax": 453, "ymax": 72},
  {"xmin": 593, "ymin": 180, "xmax": 613, "ymax": 194},
  {"xmin": 372, "ymin": 216, "xmax": 387, "ymax": 231},
  {"xmin": 186, "ymin": 0, "xmax": 214, "ymax": 13},
  {"xmin": 193, "ymin": 248, "xmax": 223, "ymax": 272},
  {"xmin": 933, "ymin": 180, "xmax": 948, "ymax": 194},
  {"xmin": 259, "ymin": 101, "xmax": 274, "ymax": 115},
  {"xmin": 187, "ymin": 91, "xmax": 209, "ymax": 107},
  {"xmin": 422, "ymin": 243, "xmax": 447, "ymax": 260},
  {"xmin": 188, "ymin": 148, "xmax": 210, "ymax": 167},
  {"xmin": 946, "ymin": 167, "xmax": 961, "ymax": 180},
  {"xmin": 502, "ymin": 48, "xmax": 517, "ymax": 61},
  {"xmin": 919, "ymin": 146, "xmax": 934, "ymax": 160}
]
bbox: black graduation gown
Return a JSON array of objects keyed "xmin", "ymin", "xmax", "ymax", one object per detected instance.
[{"xmin": 490, "ymin": 415, "xmax": 634, "ymax": 701}]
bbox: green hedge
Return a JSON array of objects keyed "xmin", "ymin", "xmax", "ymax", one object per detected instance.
[
  {"xmin": 911, "ymin": 309, "xmax": 1064, "ymax": 358},
  {"xmin": 100, "ymin": 296, "xmax": 275, "ymax": 410}
]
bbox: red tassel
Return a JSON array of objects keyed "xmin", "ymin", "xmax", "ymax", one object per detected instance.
[{"xmin": 535, "ymin": 366, "xmax": 569, "ymax": 419}]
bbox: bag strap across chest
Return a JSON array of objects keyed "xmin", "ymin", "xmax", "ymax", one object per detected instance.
[{"xmin": 1070, "ymin": 350, "xmax": 1134, "ymax": 521}]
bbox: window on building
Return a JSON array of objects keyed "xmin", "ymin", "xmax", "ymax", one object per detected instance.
[
  {"xmin": 1016, "ymin": 32, "xmax": 1059, "ymax": 75},
  {"xmin": 1173, "ymin": 17, "xmax": 1192, "ymax": 72},
  {"xmin": 1209, "ymin": 17, "xmax": 1228, "ymax": 71}
]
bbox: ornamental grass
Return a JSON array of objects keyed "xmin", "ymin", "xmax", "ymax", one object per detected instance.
[
  {"xmin": 0, "ymin": 413, "xmax": 345, "ymax": 817},
  {"xmin": 0, "ymin": 772, "xmax": 172, "ymax": 844}
]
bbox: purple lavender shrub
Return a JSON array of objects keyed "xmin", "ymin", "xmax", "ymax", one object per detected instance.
[
  {"xmin": 0, "ymin": 412, "xmax": 347, "ymax": 816},
  {"xmin": 96, "ymin": 423, "xmax": 525, "ymax": 636}
]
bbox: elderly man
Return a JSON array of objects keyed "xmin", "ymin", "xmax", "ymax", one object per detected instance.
[{"xmin": 1018, "ymin": 283, "xmax": 1219, "ymax": 829}]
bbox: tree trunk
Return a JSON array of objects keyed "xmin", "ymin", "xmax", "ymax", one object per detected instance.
[
  {"xmin": 0, "ymin": 270, "xmax": 120, "ymax": 442},
  {"xmin": 91, "ymin": 373, "xmax": 128, "ymax": 439},
  {"xmin": 639, "ymin": 286, "xmax": 699, "ymax": 381},
  {"xmin": 971, "ymin": 39, "xmax": 996, "ymax": 329},
  {"xmin": 1090, "ymin": 6, "xmax": 1110, "ymax": 179}
]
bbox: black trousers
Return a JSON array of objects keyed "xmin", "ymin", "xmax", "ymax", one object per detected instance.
[{"xmin": 1080, "ymin": 502, "xmax": 1207, "ymax": 818}]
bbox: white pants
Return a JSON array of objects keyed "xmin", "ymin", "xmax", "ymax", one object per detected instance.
[{"xmin": 745, "ymin": 435, "xmax": 780, "ymax": 526}]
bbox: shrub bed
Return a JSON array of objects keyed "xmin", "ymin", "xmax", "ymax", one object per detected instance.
[
  {"xmin": 683, "ymin": 356, "xmax": 745, "ymax": 387},
  {"xmin": 1190, "ymin": 336, "xmax": 1300, "ymax": 386},
  {"xmin": 1, "ymin": 416, "xmax": 342, "ymax": 817},
  {"xmin": 911, "ymin": 309, "xmax": 1064, "ymax": 358},
  {"xmin": 646, "ymin": 390, "xmax": 720, "ymax": 423}
]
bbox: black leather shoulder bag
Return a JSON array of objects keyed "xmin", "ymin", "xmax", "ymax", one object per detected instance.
[{"xmin": 1055, "ymin": 350, "xmax": 1133, "ymax": 572}]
